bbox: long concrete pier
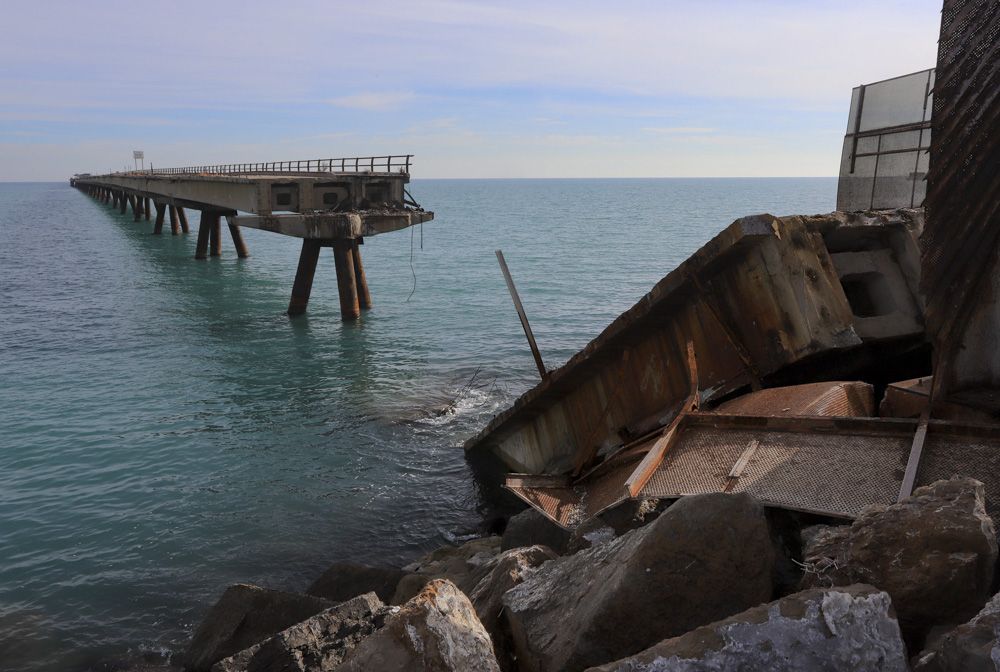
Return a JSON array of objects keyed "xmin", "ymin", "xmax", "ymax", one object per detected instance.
[{"xmin": 70, "ymin": 156, "xmax": 433, "ymax": 320}]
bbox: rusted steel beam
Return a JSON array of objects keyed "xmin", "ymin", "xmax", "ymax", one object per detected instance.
[
  {"xmin": 352, "ymin": 239, "xmax": 371, "ymax": 309},
  {"xmin": 287, "ymin": 240, "xmax": 322, "ymax": 316},
  {"xmin": 333, "ymin": 240, "xmax": 360, "ymax": 320},
  {"xmin": 195, "ymin": 213, "xmax": 213, "ymax": 259},
  {"xmin": 228, "ymin": 223, "xmax": 249, "ymax": 258},
  {"xmin": 496, "ymin": 249, "xmax": 547, "ymax": 379},
  {"xmin": 153, "ymin": 202, "xmax": 165, "ymax": 235},
  {"xmin": 209, "ymin": 216, "xmax": 222, "ymax": 257},
  {"xmin": 177, "ymin": 207, "xmax": 190, "ymax": 234}
]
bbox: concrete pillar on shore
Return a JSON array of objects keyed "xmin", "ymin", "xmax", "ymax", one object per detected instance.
[
  {"xmin": 168, "ymin": 206, "xmax": 180, "ymax": 235},
  {"xmin": 153, "ymin": 202, "xmax": 165, "ymax": 235},
  {"xmin": 177, "ymin": 208, "xmax": 190, "ymax": 234},
  {"xmin": 351, "ymin": 239, "xmax": 372, "ymax": 310},
  {"xmin": 228, "ymin": 223, "xmax": 249, "ymax": 258},
  {"xmin": 195, "ymin": 212, "xmax": 214, "ymax": 259},
  {"xmin": 287, "ymin": 240, "xmax": 322, "ymax": 316},
  {"xmin": 333, "ymin": 240, "xmax": 361, "ymax": 320}
]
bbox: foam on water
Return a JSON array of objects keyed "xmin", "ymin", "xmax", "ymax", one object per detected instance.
[{"xmin": 0, "ymin": 178, "xmax": 836, "ymax": 670}]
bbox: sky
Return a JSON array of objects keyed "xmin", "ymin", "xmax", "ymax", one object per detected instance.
[{"xmin": 1, "ymin": 0, "xmax": 942, "ymax": 180}]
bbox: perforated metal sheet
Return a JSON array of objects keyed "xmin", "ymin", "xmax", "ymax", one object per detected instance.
[
  {"xmin": 641, "ymin": 424, "xmax": 910, "ymax": 517},
  {"xmin": 713, "ymin": 381, "xmax": 874, "ymax": 417},
  {"xmin": 505, "ymin": 483, "xmax": 581, "ymax": 528}
]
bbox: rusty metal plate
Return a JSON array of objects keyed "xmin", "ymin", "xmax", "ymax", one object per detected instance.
[
  {"xmin": 713, "ymin": 381, "xmax": 874, "ymax": 417},
  {"xmin": 505, "ymin": 476, "xmax": 582, "ymax": 529}
]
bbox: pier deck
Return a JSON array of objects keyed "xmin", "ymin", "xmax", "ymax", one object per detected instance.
[{"xmin": 71, "ymin": 156, "xmax": 433, "ymax": 320}]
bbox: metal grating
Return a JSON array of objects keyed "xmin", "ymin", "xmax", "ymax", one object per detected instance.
[
  {"xmin": 713, "ymin": 381, "xmax": 874, "ymax": 417},
  {"xmin": 916, "ymin": 433, "xmax": 1000, "ymax": 523},
  {"xmin": 644, "ymin": 428, "xmax": 746, "ymax": 496}
]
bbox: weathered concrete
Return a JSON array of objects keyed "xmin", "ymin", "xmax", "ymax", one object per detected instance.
[{"xmin": 586, "ymin": 585, "xmax": 908, "ymax": 672}]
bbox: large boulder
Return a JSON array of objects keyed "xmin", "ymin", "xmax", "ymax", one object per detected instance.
[
  {"xmin": 469, "ymin": 545, "xmax": 558, "ymax": 669},
  {"xmin": 211, "ymin": 592, "xmax": 388, "ymax": 672},
  {"xmin": 502, "ymin": 492, "xmax": 775, "ymax": 672},
  {"xmin": 913, "ymin": 591, "xmax": 1000, "ymax": 671},
  {"xmin": 391, "ymin": 536, "xmax": 501, "ymax": 604},
  {"xmin": 184, "ymin": 584, "xmax": 335, "ymax": 671},
  {"xmin": 501, "ymin": 508, "xmax": 571, "ymax": 554},
  {"xmin": 801, "ymin": 477, "xmax": 997, "ymax": 635},
  {"xmin": 305, "ymin": 563, "xmax": 405, "ymax": 604},
  {"xmin": 332, "ymin": 579, "xmax": 501, "ymax": 671},
  {"xmin": 585, "ymin": 585, "xmax": 908, "ymax": 672}
]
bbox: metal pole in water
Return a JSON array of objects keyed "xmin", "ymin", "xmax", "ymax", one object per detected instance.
[{"xmin": 496, "ymin": 249, "xmax": 547, "ymax": 379}]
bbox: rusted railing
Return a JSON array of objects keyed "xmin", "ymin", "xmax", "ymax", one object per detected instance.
[{"xmin": 121, "ymin": 155, "xmax": 413, "ymax": 176}]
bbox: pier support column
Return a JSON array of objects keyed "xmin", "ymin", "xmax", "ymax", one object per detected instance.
[
  {"xmin": 153, "ymin": 202, "xmax": 165, "ymax": 235},
  {"xmin": 168, "ymin": 206, "xmax": 179, "ymax": 235},
  {"xmin": 332, "ymin": 240, "xmax": 361, "ymax": 320},
  {"xmin": 177, "ymin": 208, "xmax": 190, "ymax": 234},
  {"xmin": 131, "ymin": 195, "xmax": 141, "ymax": 221},
  {"xmin": 143, "ymin": 197, "xmax": 151, "ymax": 221},
  {"xmin": 119, "ymin": 193, "xmax": 127, "ymax": 215},
  {"xmin": 209, "ymin": 216, "xmax": 221, "ymax": 257},
  {"xmin": 195, "ymin": 212, "xmax": 214, "ymax": 259},
  {"xmin": 228, "ymin": 223, "xmax": 249, "ymax": 258},
  {"xmin": 351, "ymin": 239, "xmax": 372, "ymax": 310},
  {"xmin": 287, "ymin": 240, "xmax": 322, "ymax": 316}
]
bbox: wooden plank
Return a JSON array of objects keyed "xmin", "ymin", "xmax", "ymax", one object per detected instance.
[
  {"xmin": 898, "ymin": 408, "xmax": 930, "ymax": 501},
  {"xmin": 496, "ymin": 249, "xmax": 547, "ymax": 379},
  {"xmin": 625, "ymin": 414, "xmax": 684, "ymax": 497}
]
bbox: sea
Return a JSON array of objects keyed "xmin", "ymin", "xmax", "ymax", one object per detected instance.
[{"xmin": 0, "ymin": 177, "xmax": 836, "ymax": 671}]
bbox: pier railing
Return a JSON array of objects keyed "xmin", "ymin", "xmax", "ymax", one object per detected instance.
[{"xmin": 123, "ymin": 155, "xmax": 413, "ymax": 177}]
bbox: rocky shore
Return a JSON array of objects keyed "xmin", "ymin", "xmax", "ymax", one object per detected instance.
[{"xmin": 150, "ymin": 476, "xmax": 1000, "ymax": 671}]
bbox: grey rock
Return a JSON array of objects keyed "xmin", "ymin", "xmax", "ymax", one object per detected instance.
[
  {"xmin": 333, "ymin": 579, "xmax": 501, "ymax": 671},
  {"xmin": 565, "ymin": 517, "xmax": 617, "ymax": 555},
  {"xmin": 391, "ymin": 536, "xmax": 501, "ymax": 604},
  {"xmin": 913, "ymin": 591, "xmax": 1000, "ymax": 671},
  {"xmin": 501, "ymin": 508, "xmax": 571, "ymax": 554},
  {"xmin": 469, "ymin": 545, "xmax": 558, "ymax": 669},
  {"xmin": 801, "ymin": 477, "xmax": 997, "ymax": 634},
  {"xmin": 585, "ymin": 585, "xmax": 908, "ymax": 672},
  {"xmin": 184, "ymin": 584, "xmax": 335, "ymax": 671},
  {"xmin": 502, "ymin": 492, "xmax": 775, "ymax": 672},
  {"xmin": 211, "ymin": 592, "xmax": 388, "ymax": 672},
  {"xmin": 306, "ymin": 562, "xmax": 405, "ymax": 603}
]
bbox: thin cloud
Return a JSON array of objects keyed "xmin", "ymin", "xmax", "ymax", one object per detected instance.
[
  {"xmin": 643, "ymin": 126, "xmax": 716, "ymax": 135},
  {"xmin": 328, "ymin": 92, "xmax": 416, "ymax": 111}
]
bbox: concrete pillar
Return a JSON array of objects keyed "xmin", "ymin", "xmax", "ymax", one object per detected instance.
[
  {"xmin": 351, "ymin": 239, "xmax": 372, "ymax": 310},
  {"xmin": 168, "ymin": 206, "xmax": 179, "ymax": 235},
  {"xmin": 332, "ymin": 240, "xmax": 360, "ymax": 320},
  {"xmin": 153, "ymin": 202, "xmax": 165, "ymax": 235},
  {"xmin": 144, "ymin": 197, "xmax": 151, "ymax": 221},
  {"xmin": 119, "ymin": 192, "xmax": 127, "ymax": 215},
  {"xmin": 287, "ymin": 240, "xmax": 322, "ymax": 316},
  {"xmin": 228, "ymin": 223, "xmax": 249, "ymax": 258},
  {"xmin": 178, "ymin": 207, "xmax": 190, "ymax": 234},
  {"xmin": 131, "ymin": 195, "xmax": 141, "ymax": 221},
  {"xmin": 195, "ymin": 212, "xmax": 213, "ymax": 259},
  {"xmin": 209, "ymin": 216, "xmax": 221, "ymax": 257}
]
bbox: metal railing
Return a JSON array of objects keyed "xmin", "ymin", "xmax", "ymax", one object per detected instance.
[{"xmin": 118, "ymin": 155, "xmax": 413, "ymax": 177}]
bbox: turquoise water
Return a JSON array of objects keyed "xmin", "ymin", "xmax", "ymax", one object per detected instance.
[{"xmin": 0, "ymin": 178, "xmax": 836, "ymax": 670}]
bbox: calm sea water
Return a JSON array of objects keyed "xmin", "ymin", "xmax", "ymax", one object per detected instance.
[{"xmin": 0, "ymin": 178, "xmax": 835, "ymax": 671}]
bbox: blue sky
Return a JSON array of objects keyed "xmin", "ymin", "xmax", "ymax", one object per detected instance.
[{"xmin": 1, "ymin": 0, "xmax": 941, "ymax": 180}]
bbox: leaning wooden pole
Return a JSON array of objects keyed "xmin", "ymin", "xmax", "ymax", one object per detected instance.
[
  {"xmin": 352, "ymin": 239, "xmax": 372, "ymax": 310},
  {"xmin": 496, "ymin": 249, "xmax": 547, "ymax": 379},
  {"xmin": 287, "ymin": 240, "xmax": 322, "ymax": 316},
  {"xmin": 332, "ymin": 240, "xmax": 361, "ymax": 320}
]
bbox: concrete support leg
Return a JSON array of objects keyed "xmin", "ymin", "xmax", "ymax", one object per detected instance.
[
  {"xmin": 119, "ymin": 193, "xmax": 127, "ymax": 215},
  {"xmin": 153, "ymin": 202, "xmax": 165, "ymax": 235},
  {"xmin": 168, "ymin": 206, "xmax": 180, "ymax": 235},
  {"xmin": 209, "ymin": 216, "xmax": 221, "ymax": 257},
  {"xmin": 287, "ymin": 240, "xmax": 322, "ymax": 316},
  {"xmin": 132, "ymin": 195, "xmax": 141, "ymax": 221},
  {"xmin": 178, "ymin": 208, "xmax": 190, "ymax": 234},
  {"xmin": 228, "ymin": 223, "xmax": 249, "ymax": 258},
  {"xmin": 144, "ymin": 197, "xmax": 151, "ymax": 221},
  {"xmin": 351, "ymin": 239, "xmax": 372, "ymax": 310},
  {"xmin": 333, "ymin": 240, "xmax": 360, "ymax": 320},
  {"xmin": 195, "ymin": 212, "xmax": 214, "ymax": 259}
]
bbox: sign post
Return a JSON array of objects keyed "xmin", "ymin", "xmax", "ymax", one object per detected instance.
[{"xmin": 133, "ymin": 150, "xmax": 144, "ymax": 172}]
